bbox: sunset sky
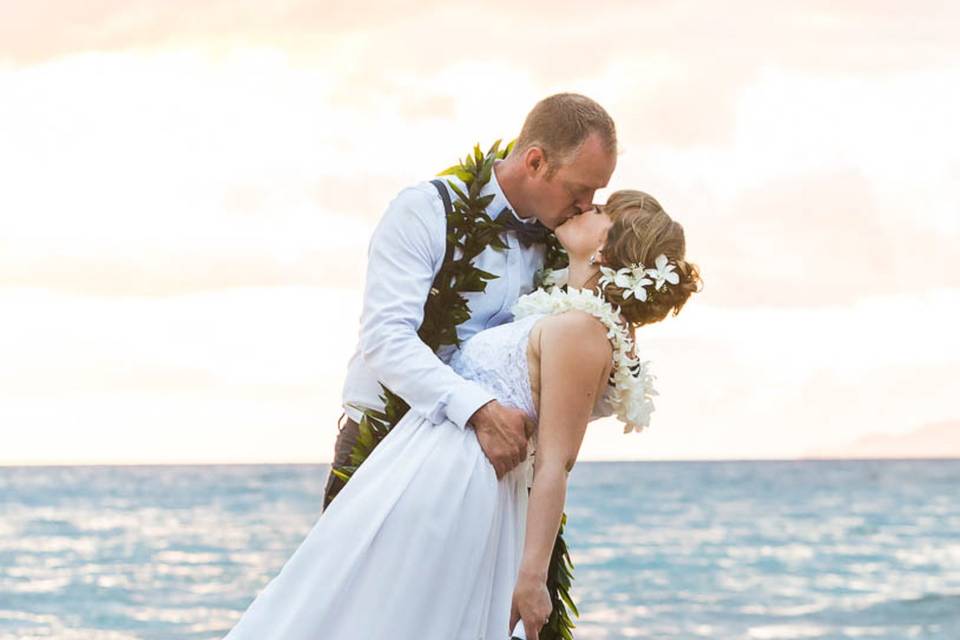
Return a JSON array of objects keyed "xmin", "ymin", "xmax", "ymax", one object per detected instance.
[{"xmin": 1, "ymin": 1, "xmax": 958, "ymax": 464}]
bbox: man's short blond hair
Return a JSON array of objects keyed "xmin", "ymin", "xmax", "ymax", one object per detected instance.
[{"xmin": 513, "ymin": 93, "xmax": 617, "ymax": 173}]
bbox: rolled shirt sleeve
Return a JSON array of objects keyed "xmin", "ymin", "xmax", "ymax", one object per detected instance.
[{"xmin": 357, "ymin": 186, "xmax": 496, "ymax": 429}]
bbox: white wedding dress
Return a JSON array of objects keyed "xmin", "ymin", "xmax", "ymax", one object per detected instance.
[{"xmin": 223, "ymin": 313, "xmax": 551, "ymax": 640}]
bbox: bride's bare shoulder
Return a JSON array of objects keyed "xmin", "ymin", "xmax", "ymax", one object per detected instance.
[{"xmin": 533, "ymin": 310, "xmax": 613, "ymax": 363}]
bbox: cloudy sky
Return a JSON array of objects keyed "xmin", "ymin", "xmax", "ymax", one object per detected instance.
[{"xmin": 1, "ymin": 1, "xmax": 958, "ymax": 464}]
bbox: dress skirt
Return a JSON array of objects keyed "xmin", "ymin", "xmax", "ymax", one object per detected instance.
[{"xmin": 223, "ymin": 409, "xmax": 532, "ymax": 640}]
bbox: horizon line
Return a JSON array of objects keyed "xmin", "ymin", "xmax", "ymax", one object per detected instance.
[{"xmin": 2, "ymin": 456, "xmax": 959, "ymax": 468}]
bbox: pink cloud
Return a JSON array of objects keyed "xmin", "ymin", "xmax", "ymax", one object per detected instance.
[{"xmin": 3, "ymin": 2, "xmax": 958, "ymax": 76}]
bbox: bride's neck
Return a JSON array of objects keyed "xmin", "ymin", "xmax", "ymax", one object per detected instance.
[{"xmin": 565, "ymin": 257, "xmax": 600, "ymax": 291}]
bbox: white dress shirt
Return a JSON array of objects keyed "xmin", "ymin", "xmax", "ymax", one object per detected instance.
[{"xmin": 341, "ymin": 164, "xmax": 546, "ymax": 429}]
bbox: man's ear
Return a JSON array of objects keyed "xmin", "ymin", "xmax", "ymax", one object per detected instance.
[{"xmin": 523, "ymin": 146, "xmax": 547, "ymax": 176}]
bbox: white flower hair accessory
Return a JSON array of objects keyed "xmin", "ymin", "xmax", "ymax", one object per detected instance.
[
  {"xmin": 598, "ymin": 264, "xmax": 651, "ymax": 301},
  {"xmin": 645, "ymin": 254, "xmax": 680, "ymax": 290},
  {"xmin": 598, "ymin": 253, "xmax": 679, "ymax": 300},
  {"xmin": 512, "ymin": 287, "xmax": 658, "ymax": 433}
]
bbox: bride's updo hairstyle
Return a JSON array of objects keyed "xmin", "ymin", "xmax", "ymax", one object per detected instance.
[{"xmin": 598, "ymin": 190, "xmax": 703, "ymax": 326}]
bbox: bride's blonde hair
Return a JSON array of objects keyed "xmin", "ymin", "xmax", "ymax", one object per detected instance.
[{"xmin": 599, "ymin": 190, "xmax": 703, "ymax": 326}]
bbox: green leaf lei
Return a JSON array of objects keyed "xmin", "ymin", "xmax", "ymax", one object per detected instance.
[{"xmin": 330, "ymin": 140, "xmax": 577, "ymax": 640}]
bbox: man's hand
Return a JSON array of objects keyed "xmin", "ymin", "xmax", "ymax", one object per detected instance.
[{"xmin": 469, "ymin": 400, "xmax": 532, "ymax": 479}]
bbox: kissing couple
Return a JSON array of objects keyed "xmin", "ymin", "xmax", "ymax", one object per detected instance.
[{"xmin": 224, "ymin": 93, "xmax": 702, "ymax": 639}]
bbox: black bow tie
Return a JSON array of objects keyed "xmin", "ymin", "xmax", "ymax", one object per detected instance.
[{"xmin": 494, "ymin": 208, "xmax": 550, "ymax": 247}]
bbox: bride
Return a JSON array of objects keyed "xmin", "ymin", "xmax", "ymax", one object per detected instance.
[{"xmin": 223, "ymin": 190, "xmax": 702, "ymax": 640}]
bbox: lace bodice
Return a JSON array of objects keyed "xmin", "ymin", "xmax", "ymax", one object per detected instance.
[
  {"xmin": 449, "ymin": 313, "xmax": 544, "ymax": 423},
  {"xmin": 450, "ymin": 311, "xmax": 618, "ymax": 430},
  {"xmin": 448, "ymin": 311, "xmax": 618, "ymax": 487}
]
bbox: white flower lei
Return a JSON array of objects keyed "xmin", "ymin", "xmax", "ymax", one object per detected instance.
[{"xmin": 512, "ymin": 287, "xmax": 658, "ymax": 433}]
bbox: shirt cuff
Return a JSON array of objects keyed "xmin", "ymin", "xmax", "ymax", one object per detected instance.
[{"xmin": 446, "ymin": 382, "xmax": 497, "ymax": 431}]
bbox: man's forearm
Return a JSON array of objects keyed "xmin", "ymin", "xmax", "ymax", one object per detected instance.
[{"xmin": 361, "ymin": 325, "xmax": 495, "ymax": 428}]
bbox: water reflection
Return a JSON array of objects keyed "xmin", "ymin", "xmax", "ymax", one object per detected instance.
[{"xmin": 1, "ymin": 461, "xmax": 958, "ymax": 639}]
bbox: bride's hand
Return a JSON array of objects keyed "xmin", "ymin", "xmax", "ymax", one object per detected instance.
[{"xmin": 509, "ymin": 573, "xmax": 552, "ymax": 639}]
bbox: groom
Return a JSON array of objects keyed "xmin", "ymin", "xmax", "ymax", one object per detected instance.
[{"xmin": 324, "ymin": 93, "xmax": 618, "ymax": 509}]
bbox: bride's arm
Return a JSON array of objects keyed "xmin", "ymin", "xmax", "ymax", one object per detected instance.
[{"xmin": 510, "ymin": 311, "xmax": 613, "ymax": 637}]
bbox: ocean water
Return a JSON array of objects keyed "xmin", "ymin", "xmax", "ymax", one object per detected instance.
[{"xmin": 0, "ymin": 460, "xmax": 958, "ymax": 640}]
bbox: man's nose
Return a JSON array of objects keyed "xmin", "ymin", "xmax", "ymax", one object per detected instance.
[{"xmin": 575, "ymin": 191, "xmax": 597, "ymax": 212}]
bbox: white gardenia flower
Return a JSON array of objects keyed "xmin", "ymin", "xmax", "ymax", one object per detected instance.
[
  {"xmin": 629, "ymin": 265, "xmax": 648, "ymax": 281},
  {"xmin": 628, "ymin": 275, "xmax": 653, "ymax": 301},
  {"xmin": 599, "ymin": 266, "xmax": 633, "ymax": 291},
  {"xmin": 600, "ymin": 264, "xmax": 653, "ymax": 301},
  {"xmin": 614, "ymin": 270, "xmax": 635, "ymax": 289},
  {"xmin": 598, "ymin": 266, "xmax": 617, "ymax": 285},
  {"xmin": 645, "ymin": 254, "xmax": 680, "ymax": 291}
]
